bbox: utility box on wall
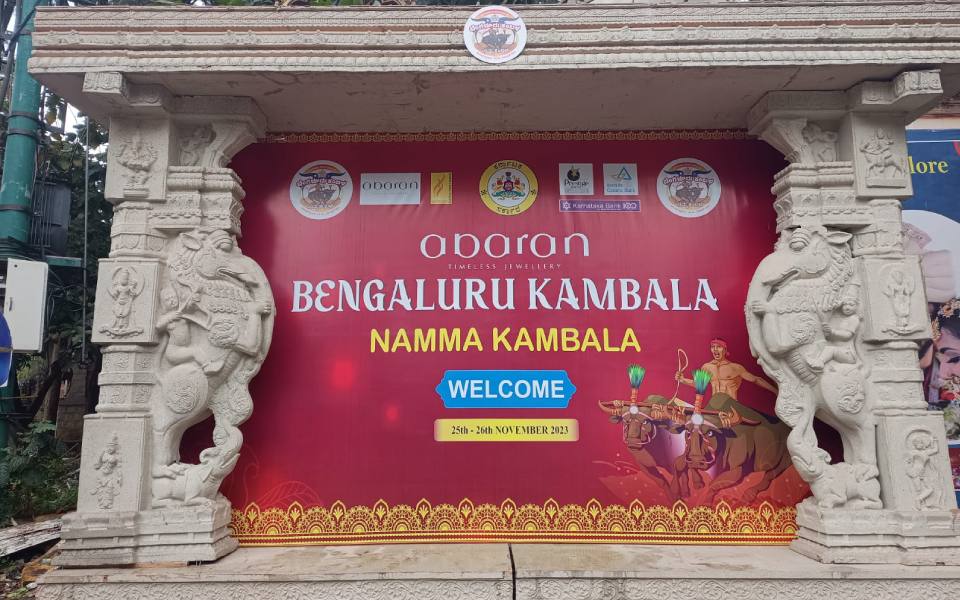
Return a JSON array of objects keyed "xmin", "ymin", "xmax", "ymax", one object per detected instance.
[{"xmin": 4, "ymin": 258, "xmax": 49, "ymax": 352}]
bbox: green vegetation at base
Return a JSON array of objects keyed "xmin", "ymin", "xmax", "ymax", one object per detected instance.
[{"xmin": 0, "ymin": 422, "xmax": 78, "ymax": 524}]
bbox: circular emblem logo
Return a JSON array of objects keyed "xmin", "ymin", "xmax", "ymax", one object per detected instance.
[
  {"xmin": 464, "ymin": 6, "xmax": 527, "ymax": 64},
  {"xmin": 289, "ymin": 160, "xmax": 353, "ymax": 220},
  {"xmin": 656, "ymin": 158, "xmax": 722, "ymax": 218},
  {"xmin": 479, "ymin": 160, "xmax": 538, "ymax": 216}
]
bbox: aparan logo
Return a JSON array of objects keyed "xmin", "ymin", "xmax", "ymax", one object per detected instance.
[
  {"xmin": 359, "ymin": 173, "xmax": 422, "ymax": 205},
  {"xmin": 420, "ymin": 232, "xmax": 590, "ymax": 259}
]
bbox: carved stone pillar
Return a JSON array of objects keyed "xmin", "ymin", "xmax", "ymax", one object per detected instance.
[
  {"xmin": 747, "ymin": 70, "xmax": 960, "ymax": 565},
  {"xmin": 57, "ymin": 74, "xmax": 272, "ymax": 567}
]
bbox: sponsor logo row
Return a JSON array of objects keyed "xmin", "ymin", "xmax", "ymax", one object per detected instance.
[{"xmin": 290, "ymin": 158, "xmax": 720, "ymax": 221}]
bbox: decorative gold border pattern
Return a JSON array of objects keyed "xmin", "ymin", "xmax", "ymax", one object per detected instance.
[
  {"xmin": 231, "ymin": 499, "xmax": 797, "ymax": 545},
  {"xmin": 263, "ymin": 130, "xmax": 752, "ymax": 144}
]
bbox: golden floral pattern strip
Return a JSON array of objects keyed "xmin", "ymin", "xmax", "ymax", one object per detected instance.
[
  {"xmin": 263, "ymin": 130, "xmax": 752, "ymax": 144},
  {"xmin": 231, "ymin": 499, "xmax": 797, "ymax": 545}
]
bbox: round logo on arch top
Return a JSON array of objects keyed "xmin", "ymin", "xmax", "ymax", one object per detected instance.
[
  {"xmin": 464, "ymin": 6, "xmax": 527, "ymax": 64},
  {"xmin": 656, "ymin": 158, "xmax": 722, "ymax": 218},
  {"xmin": 479, "ymin": 160, "xmax": 539, "ymax": 216},
  {"xmin": 289, "ymin": 160, "xmax": 353, "ymax": 220}
]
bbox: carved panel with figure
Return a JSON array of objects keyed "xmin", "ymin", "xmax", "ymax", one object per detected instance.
[
  {"xmin": 859, "ymin": 256, "xmax": 931, "ymax": 342},
  {"xmin": 92, "ymin": 260, "xmax": 160, "ymax": 344}
]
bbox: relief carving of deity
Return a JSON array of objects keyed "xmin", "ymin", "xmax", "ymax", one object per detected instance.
[
  {"xmin": 115, "ymin": 129, "xmax": 158, "ymax": 190},
  {"xmin": 905, "ymin": 429, "xmax": 943, "ymax": 510},
  {"xmin": 859, "ymin": 128, "xmax": 906, "ymax": 181},
  {"xmin": 179, "ymin": 124, "xmax": 216, "ymax": 167},
  {"xmin": 91, "ymin": 435, "xmax": 123, "ymax": 509},
  {"xmin": 882, "ymin": 265, "xmax": 923, "ymax": 335},
  {"xmin": 801, "ymin": 123, "xmax": 838, "ymax": 163},
  {"xmin": 99, "ymin": 266, "xmax": 145, "ymax": 338}
]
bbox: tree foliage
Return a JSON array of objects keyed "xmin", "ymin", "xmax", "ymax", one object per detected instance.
[
  {"xmin": 0, "ymin": 102, "xmax": 111, "ymax": 431},
  {"xmin": 28, "ymin": 115, "xmax": 110, "ymax": 419},
  {"xmin": 0, "ymin": 421, "xmax": 79, "ymax": 522},
  {"xmin": 37, "ymin": 113, "xmax": 111, "ymax": 347}
]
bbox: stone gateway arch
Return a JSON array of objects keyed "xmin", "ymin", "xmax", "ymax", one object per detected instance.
[{"xmin": 26, "ymin": 2, "xmax": 960, "ymax": 597}]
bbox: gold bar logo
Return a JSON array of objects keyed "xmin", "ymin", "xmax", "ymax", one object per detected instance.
[{"xmin": 431, "ymin": 172, "xmax": 453, "ymax": 205}]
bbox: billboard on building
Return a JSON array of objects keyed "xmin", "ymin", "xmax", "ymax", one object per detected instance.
[
  {"xmin": 903, "ymin": 129, "xmax": 960, "ymax": 501},
  {"xmin": 222, "ymin": 132, "xmax": 806, "ymax": 545}
]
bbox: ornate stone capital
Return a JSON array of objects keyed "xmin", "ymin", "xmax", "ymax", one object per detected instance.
[
  {"xmin": 752, "ymin": 118, "xmax": 840, "ymax": 165},
  {"xmin": 83, "ymin": 72, "xmax": 174, "ymax": 116},
  {"xmin": 173, "ymin": 97, "xmax": 265, "ymax": 168}
]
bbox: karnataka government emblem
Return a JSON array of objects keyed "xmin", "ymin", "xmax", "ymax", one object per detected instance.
[
  {"xmin": 289, "ymin": 160, "xmax": 353, "ymax": 220},
  {"xmin": 464, "ymin": 6, "xmax": 527, "ymax": 64},
  {"xmin": 479, "ymin": 160, "xmax": 538, "ymax": 216},
  {"xmin": 656, "ymin": 158, "xmax": 722, "ymax": 218}
]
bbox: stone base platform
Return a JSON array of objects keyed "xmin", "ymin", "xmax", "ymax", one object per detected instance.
[
  {"xmin": 38, "ymin": 543, "xmax": 960, "ymax": 599},
  {"xmin": 55, "ymin": 498, "xmax": 237, "ymax": 567},
  {"xmin": 792, "ymin": 499, "xmax": 960, "ymax": 565}
]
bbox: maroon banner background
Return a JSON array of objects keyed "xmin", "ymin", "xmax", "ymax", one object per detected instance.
[{"xmin": 213, "ymin": 132, "xmax": 807, "ymax": 544}]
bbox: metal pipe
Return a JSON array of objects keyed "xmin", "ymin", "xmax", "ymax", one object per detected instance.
[
  {"xmin": 0, "ymin": 0, "xmax": 31, "ymax": 116},
  {"xmin": 0, "ymin": 0, "xmax": 42, "ymax": 246}
]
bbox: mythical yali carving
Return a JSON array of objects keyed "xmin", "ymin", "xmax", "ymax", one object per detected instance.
[
  {"xmin": 151, "ymin": 228, "xmax": 274, "ymax": 506},
  {"xmin": 746, "ymin": 225, "xmax": 881, "ymax": 509}
]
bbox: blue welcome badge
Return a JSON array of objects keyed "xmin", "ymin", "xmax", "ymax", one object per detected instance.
[{"xmin": 436, "ymin": 370, "xmax": 576, "ymax": 409}]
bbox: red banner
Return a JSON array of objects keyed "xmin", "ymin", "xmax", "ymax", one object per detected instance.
[{"xmin": 223, "ymin": 131, "xmax": 806, "ymax": 545}]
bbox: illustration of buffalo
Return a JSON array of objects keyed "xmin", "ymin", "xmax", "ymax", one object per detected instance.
[
  {"xmin": 598, "ymin": 394, "xmax": 679, "ymax": 499},
  {"xmin": 671, "ymin": 393, "xmax": 793, "ymax": 503}
]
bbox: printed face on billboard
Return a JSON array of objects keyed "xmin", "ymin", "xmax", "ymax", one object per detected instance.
[
  {"xmin": 903, "ymin": 130, "xmax": 960, "ymax": 496},
  {"xmin": 221, "ymin": 133, "xmax": 803, "ymax": 545}
]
